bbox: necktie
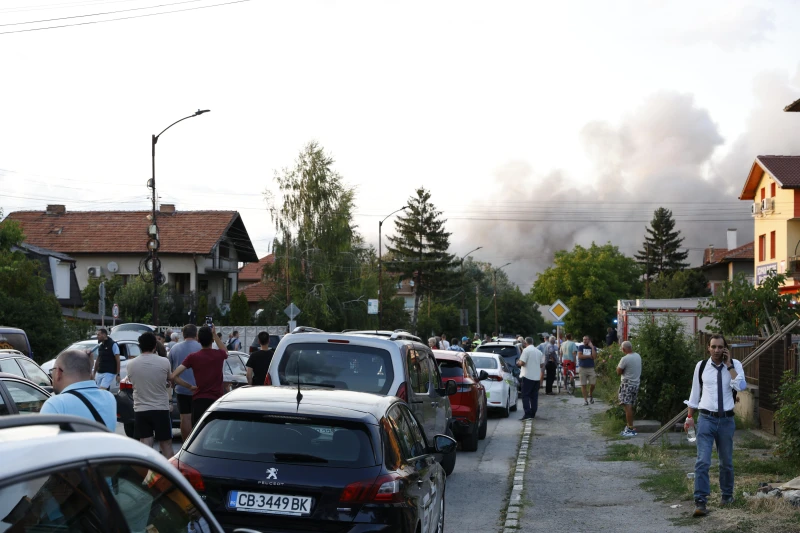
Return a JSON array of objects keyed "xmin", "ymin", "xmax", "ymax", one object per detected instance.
[{"xmin": 716, "ymin": 363, "xmax": 724, "ymax": 416}]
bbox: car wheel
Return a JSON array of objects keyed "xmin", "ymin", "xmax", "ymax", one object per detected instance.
[
  {"xmin": 478, "ymin": 409, "xmax": 488, "ymax": 439},
  {"xmin": 500, "ymin": 393, "xmax": 510, "ymax": 418},
  {"xmin": 440, "ymin": 428, "xmax": 457, "ymax": 476},
  {"xmin": 123, "ymin": 422, "xmax": 135, "ymax": 438},
  {"xmin": 436, "ymin": 485, "xmax": 446, "ymax": 533},
  {"xmin": 462, "ymin": 420, "xmax": 479, "ymax": 452}
]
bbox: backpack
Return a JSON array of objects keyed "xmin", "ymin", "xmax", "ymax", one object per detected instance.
[
  {"xmin": 227, "ymin": 337, "xmax": 238, "ymax": 350},
  {"xmin": 697, "ymin": 359, "xmax": 738, "ymax": 403}
]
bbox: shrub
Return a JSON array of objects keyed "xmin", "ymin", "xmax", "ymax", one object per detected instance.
[{"xmin": 775, "ymin": 371, "xmax": 800, "ymax": 460}]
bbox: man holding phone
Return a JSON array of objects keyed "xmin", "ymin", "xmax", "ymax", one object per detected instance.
[
  {"xmin": 577, "ymin": 335, "xmax": 597, "ymax": 405},
  {"xmin": 684, "ymin": 334, "xmax": 747, "ymax": 517}
]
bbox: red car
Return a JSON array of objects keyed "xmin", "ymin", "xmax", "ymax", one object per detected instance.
[{"xmin": 433, "ymin": 350, "xmax": 489, "ymax": 451}]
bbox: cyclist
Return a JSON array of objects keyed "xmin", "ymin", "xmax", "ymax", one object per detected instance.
[{"xmin": 560, "ymin": 333, "xmax": 577, "ymax": 380}]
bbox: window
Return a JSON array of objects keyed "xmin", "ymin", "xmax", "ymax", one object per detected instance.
[
  {"xmin": 0, "ymin": 332, "xmax": 29, "ymax": 354},
  {"xmin": 771, "ymin": 231, "xmax": 776, "ymax": 260},
  {"xmin": 0, "ymin": 467, "xmax": 108, "ymax": 533},
  {"xmin": 0, "ymin": 358, "xmax": 24, "ymax": 377},
  {"xmin": 226, "ymin": 355, "xmax": 246, "ymax": 375},
  {"xmin": 278, "ymin": 343, "xmax": 393, "ymax": 394},
  {"xmin": 412, "ymin": 352, "xmax": 431, "ymax": 394},
  {"xmin": 759, "ymin": 234, "xmax": 766, "ymax": 262},
  {"xmin": 123, "ymin": 343, "xmax": 141, "ymax": 358},
  {"xmin": 386, "ymin": 405, "xmax": 426, "ymax": 460},
  {"xmin": 761, "ymin": 187, "xmax": 766, "ymax": 201},
  {"xmin": 438, "ymin": 360, "xmax": 464, "ymax": 379},
  {"xmin": 465, "ymin": 357, "xmax": 478, "ymax": 379},
  {"xmin": 471, "ymin": 356, "xmax": 499, "ymax": 369},
  {"xmin": 95, "ymin": 462, "xmax": 213, "ymax": 533},
  {"xmin": 5, "ymin": 380, "xmax": 49, "ymax": 413},
  {"xmin": 771, "ymin": 183, "xmax": 776, "ymax": 197},
  {"xmin": 18, "ymin": 357, "xmax": 51, "ymax": 387},
  {"xmin": 0, "ymin": 390, "xmax": 7, "ymax": 415},
  {"xmin": 219, "ymin": 240, "xmax": 231, "ymax": 259},
  {"xmin": 222, "ymin": 278, "xmax": 232, "ymax": 302}
]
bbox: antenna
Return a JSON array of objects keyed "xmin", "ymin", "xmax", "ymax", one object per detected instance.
[{"xmin": 296, "ymin": 353, "xmax": 303, "ymax": 409}]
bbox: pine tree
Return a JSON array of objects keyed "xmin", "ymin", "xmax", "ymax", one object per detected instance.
[
  {"xmin": 386, "ymin": 187, "xmax": 456, "ymax": 332},
  {"xmin": 229, "ymin": 290, "xmax": 251, "ymax": 325},
  {"xmin": 634, "ymin": 207, "xmax": 689, "ymax": 277}
]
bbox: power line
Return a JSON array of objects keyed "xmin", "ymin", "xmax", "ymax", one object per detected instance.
[
  {"xmin": 0, "ymin": 0, "xmax": 252, "ymax": 35},
  {"xmin": 0, "ymin": 0, "xmax": 207, "ymax": 27}
]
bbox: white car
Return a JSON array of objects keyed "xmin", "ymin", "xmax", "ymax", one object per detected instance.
[{"xmin": 469, "ymin": 352, "xmax": 519, "ymax": 417}]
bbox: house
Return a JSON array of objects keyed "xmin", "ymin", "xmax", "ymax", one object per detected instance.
[
  {"xmin": 6, "ymin": 204, "xmax": 259, "ymax": 309},
  {"xmin": 237, "ymin": 254, "xmax": 278, "ymax": 314},
  {"xmin": 699, "ymin": 229, "xmax": 754, "ymax": 295},
  {"xmin": 739, "ymin": 155, "xmax": 800, "ymax": 293}
]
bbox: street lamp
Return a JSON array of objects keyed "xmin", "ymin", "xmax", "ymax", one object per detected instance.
[
  {"xmin": 378, "ymin": 205, "xmax": 409, "ymax": 329},
  {"xmin": 460, "ymin": 246, "xmax": 482, "ymax": 335},
  {"xmin": 493, "ymin": 262, "xmax": 512, "ymax": 336},
  {"xmin": 149, "ymin": 109, "xmax": 210, "ymax": 326}
]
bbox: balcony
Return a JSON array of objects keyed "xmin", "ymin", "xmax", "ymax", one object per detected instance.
[{"xmin": 787, "ymin": 256, "xmax": 800, "ymax": 277}]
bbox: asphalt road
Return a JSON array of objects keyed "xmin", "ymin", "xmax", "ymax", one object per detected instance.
[{"xmin": 444, "ymin": 401, "xmax": 522, "ymax": 533}]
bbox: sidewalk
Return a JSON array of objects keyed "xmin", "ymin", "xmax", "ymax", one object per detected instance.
[{"xmin": 514, "ymin": 392, "xmax": 699, "ymax": 533}]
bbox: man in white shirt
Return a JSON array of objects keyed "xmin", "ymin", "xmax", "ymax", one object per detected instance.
[
  {"xmin": 517, "ymin": 336, "xmax": 544, "ymax": 420},
  {"xmin": 684, "ymin": 334, "xmax": 747, "ymax": 517}
]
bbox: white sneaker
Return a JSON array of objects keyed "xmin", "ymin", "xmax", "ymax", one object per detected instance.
[{"xmin": 620, "ymin": 427, "xmax": 638, "ymax": 437}]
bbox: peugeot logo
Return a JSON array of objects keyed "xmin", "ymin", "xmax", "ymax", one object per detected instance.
[{"xmin": 266, "ymin": 468, "xmax": 278, "ymax": 480}]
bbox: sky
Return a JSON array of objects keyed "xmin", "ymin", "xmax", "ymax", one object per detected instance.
[{"xmin": 1, "ymin": 0, "xmax": 800, "ymax": 290}]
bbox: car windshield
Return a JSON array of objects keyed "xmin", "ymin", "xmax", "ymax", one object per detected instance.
[
  {"xmin": 471, "ymin": 356, "xmax": 499, "ymax": 369},
  {"xmin": 110, "ymin": 324, "xmax": 153, "ymax": 335},
  {"xmin": 226, "ymin": 355, "xmax": 246, "ymax": 375},
  {"xmin": 437, "ymin": 360, "xmax": 464, "ymax": 378},
  {"xmin": 476, "ymin": 345, "xmax": 518, "ymax": 358},
  {"xmin": 0, "ymin": 333, "xmax": 29, "ymax": 354},
  {"xmin": 278, "ymin": 343, "xmax": 393, "ymax": 394},
  {"xmin": 188, "ymin": 413, "xmax": 376, "ymax": 467}
]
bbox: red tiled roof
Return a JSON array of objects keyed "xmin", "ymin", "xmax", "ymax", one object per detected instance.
[
  {"xmin": 4, "ymin": 209, "xmax": 256, "ymax": 258},
  {"xmin": 239, "ymin": 281, "xmax": 278, "ymax": 303},
  {"xmin": 785, "ymin": 97, "xmax": 800, "ymax": 112},
  {"xmin": 703, "ymin": 242, "xmax": 754, "ymax": 266},
  {"xmin": 757, "ymin": 156, "xmax": 800, "ymax": 187},
  {"xmin": 239, "ymin": 254, "xmax": 275, "ymax": 281}
]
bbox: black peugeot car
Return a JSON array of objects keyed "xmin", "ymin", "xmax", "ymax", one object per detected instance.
[{"xmin": 170, "ymin": 386, "xmax": 456, "ymax": 533}]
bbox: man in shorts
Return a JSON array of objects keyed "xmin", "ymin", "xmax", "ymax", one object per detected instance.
[
  {"xmin": 91, "ymin": 328, "xmax": 120, "ymax": 390},
  {"xmin": 168, "ymin": 324, "xmax": 202, "ymax": 440},
  {"xmin": 577, "ymin": 335, "xmax": 597, "ymax": 405},
  {"xmin": 126, "ymin": 332, "xmax": 173, "ymax": 457},
  {"xmin": 617, "ymin": 341, "xmax": 642, "ymax": 437},
  {"xmin": 560, "ymin": 333, "xmax": 577, "ymax": 379}
]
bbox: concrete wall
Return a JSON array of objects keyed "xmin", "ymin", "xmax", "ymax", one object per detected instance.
[
  {"xmin": 752, "ymin": 171, "xmax": 796, "ymax": 285},
  {"xmin": 734, "ymin": 385, "xmax": 759, "ymax": 426},
  {"xmin": 73, "ymin": 254, "xmax": 201, "ymax": 291}
]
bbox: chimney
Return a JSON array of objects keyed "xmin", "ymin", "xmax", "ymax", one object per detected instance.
[
  {"xmin": 160, "ymin": 204, "xmax": 176, "ymax": 214},
  {"xmin": 706, "ymin": 244, "xmax": 714, "ymax": 265},
  {"xmin": 46, "ymin": 204, "xmax": 66, "ymax": 215},
  {"xmin": 727, "ymin": 228, "xmax": 737, "ymax": 251}
]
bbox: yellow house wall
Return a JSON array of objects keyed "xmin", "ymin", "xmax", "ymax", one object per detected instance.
[{"xmin": 752, "ymin": 170, "xmax": 798, "ymax": 284}]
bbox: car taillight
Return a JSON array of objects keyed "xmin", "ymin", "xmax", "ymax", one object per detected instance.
[
  {"xmin": 396, "ymin": 382, "xmax": 408, "ymax": 402},
  {"xmin": 119, "ymin": 381, "xmax": 133, "ymax": 390},
  {"xmin": 169, "ymin": 457, "xmax": 205, "ymax": 491},
  {"xmin": 264, "ymin": 373, "xmax": 272, "ymax": 386},
  {"xmin": 340, "ymin": 473, "xmax": 404, "ymax": 504},
  {"xmin": 488, "ymin": 374, "xmax": 503, "ymax": 382}
]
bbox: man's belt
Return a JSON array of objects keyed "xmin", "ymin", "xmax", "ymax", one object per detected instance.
[{"xmin": 699, "ymin": 409, "xmax": 735, "ymax": 418}]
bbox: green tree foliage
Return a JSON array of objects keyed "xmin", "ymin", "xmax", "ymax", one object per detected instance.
[
  {"xmin": 197, "ymin": 294, "xmax": 209, "ymax": 322},
  {"xmin": 531, "ymin": 243, "xmax": 641, "ymax": 342},
  {"xmin": 387, "ymin": 187, "xmax": 455, "ymax": 332},
  {"xmin": 634, "ymin": 207, "xmax": 689, "ymax": 277},
  {"xmin": 0, "ymin": 213, "xmax": 78, "ymax": 362},
  {"xmin": 497, "ymin": 287, "xmax": 548, "ymax": 337},
  {"xmin": 81, "ymin": 275, "xmax": 124, "ymax": 315},
  {"xmin": 648, "ymin": 269, "xmax": 711, "ymax": 299},
  {"xmin": 263, "ymin": 141, "xmax": 380, "ymax": 331},
  {"xmin": 229, "ymin": 290, "xmax": 251, "ymax": 325},
  {"xmin": 698, "ymin": 272, "xmax": 794, "ymax": 335},
  {"xmin": 114, "ymin": 278, "xmax": 175, "ymax": 324},
  {"xmin": 775, "ymin": 371, "xmax": 800, "ymax": 459}
]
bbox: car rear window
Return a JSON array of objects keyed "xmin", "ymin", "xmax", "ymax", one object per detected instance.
[
  {"xmin": 188, "ymin": 413, "xmax": 376, "ymax": 467},
  {"xmin": 437, "ymin": 360, "xmax": 464, "ymax": 378},
  {"xmin": 471, "ymin": 356, "xmax": 499, "ymax": 369},
  {"xmin": 477, "ymin": 345, "xmax": 518, "ymax": 359},
  {"xmin": 0, "ymin": 333, "xmax": 29, "ymax": 354},
  {"xmin": 278, "ymin": 343, "xmax": 393, "ymax": 394}
]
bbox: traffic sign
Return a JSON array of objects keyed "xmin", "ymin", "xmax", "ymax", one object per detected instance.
[
  {"xmin": 367, "ymin": 299, "xmax": 378, "ymax": 315},
  {"xmin": 284, "ymin": 303, "xmax": 301, "ymax": 320},
  {"xmin": 553, "ymin": 320, "xmax": 565, "ymax": 326},
  {"xmin": 112, "ymin": 304, "xmax": 120, "ymax": 319},
  {"xmin": 548, "ymin": 299, "xmax": 570, "ymax": 321}
]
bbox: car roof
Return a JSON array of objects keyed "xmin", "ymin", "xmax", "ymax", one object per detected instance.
[
  {"xmin": 431, "ymin": 349, "xmax": 464, "ymax": 362},
  {"xmin": 214, "ymin": 386, "xmax": 400, "ymax": 424},
  {"xmin": 479, "ymin": 341, "xmax": 517, "ymax": 347},
  {"xmin": 0, "ymin": 326, "xmax": 26, "ymax": 334},
  {"xmin": 281, "ymin": 331, "xmax": 413, "ymax": 350},
  {"xmin": 0, "ymin": 350, "xmax": 26, "ymax": 358}
]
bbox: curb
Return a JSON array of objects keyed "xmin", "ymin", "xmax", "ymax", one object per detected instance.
[{"xmin": 501, "ymin": 418, "xmax": 533, "ymax": 532}]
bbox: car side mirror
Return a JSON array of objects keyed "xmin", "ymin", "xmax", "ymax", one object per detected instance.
[
  {"xmin": 432, "ymin": 434, "xmax": 457, "ymax": 455},
  {"xmin": 445, "ymin": 379, "xmax": 457, "ymax": 396},
  {"xmin": 478, "ymin": 370, "xmax": 489, "ymax": 381}
]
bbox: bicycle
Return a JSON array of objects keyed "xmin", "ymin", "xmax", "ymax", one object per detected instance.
[{"xmin": 556, "ymin": 362, "xmax": 576, "ymax": 395}]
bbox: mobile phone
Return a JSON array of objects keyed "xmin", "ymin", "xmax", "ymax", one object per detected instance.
[{"xmin": 205, "ymin": 315, "xmax": 214, "ymax": 327}]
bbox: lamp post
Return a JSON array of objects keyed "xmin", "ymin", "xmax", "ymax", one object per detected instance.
[
  {"xmin": 149, "ymin": 109, "xmax": 210, "ymax": 326},
  {"xmin": 460, "ymin": 246, "xmax": 482, "ymax": 335},
  {"xmin": 378, "ymin": 205, "xmax": 409, "ymax": 329},
  {"xmin": 493, "ymin": 262, "xmax": 512, "ymax": 336}
]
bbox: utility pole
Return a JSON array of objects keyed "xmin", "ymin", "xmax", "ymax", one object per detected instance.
[
  {"xmin": 285, "ymin": 231, "xmax": 290, "ymax": 305},
  {"xmin": 493, "ymin": 270, "xmax": 498, "ymax": 337},
  {"xmin": 645, "ymin": 242, "xmax": 650, "ymax": 299},
  {"xmin": 378, "ymin": 205, "xmax": 409, "ymax": 329},
  {"xmin": 476, "ymin": 284, "xmax": 480, "ymax": 338}
]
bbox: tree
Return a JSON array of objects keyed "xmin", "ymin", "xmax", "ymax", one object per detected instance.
[
  {"xmin": 497, "ymin": 288, "xmax": 548, "ymax": 337},
  {"xmin": 81, "ymin": 275, "xmax": 124, "ymax": 315},
  {"xmin": 386, "ymin": 187, "xmax": 456, "ymax": 333},
  {"xmin": 229, "ymin": 290, "xmax": 251, "ymax": 325},
  {"xmin": 634, "ymin": 207, "xmax": 689, "ymax": 278},
  {"xmin": 531, "ymin": 243, "xmax": 641, "ymax": 342},
  {"xmin": 698, "ymin": 272, "xmax": 794, "ymax": 335},
  {"xmin": 648, "ymin": 269, "xmax": 711, "ymax": 299}
]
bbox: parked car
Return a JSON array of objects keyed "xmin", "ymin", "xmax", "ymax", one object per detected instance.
[
  {"xmin": 41, "ymin": 334, "xmax": 143, "ymax": 394},
  {"xmin": 469, "ymin": 352, "xmax": 519, "ymax": 417},
  {"xmin": 172, "ymin": 386, "xmax": 455, "ymax": 533},
  {"xmin": 0, "ymin": 350, "xmax": 52, "ymax": 391},
  {"xmin": 116, "ymin": 352, "xmax": 249, "ymax": 438},
  {"xmin": 475, "ymin": 341, "xmax": 522, "ymax": 389},
  {"xmin": 0, "ymin": 414, "xmax": 224, "ymax": 533},
  {"xmin": 266, "ymin": 329, "xmax": 459, "ymax": 475},
  {"xmin": 433, "ymin": 350, "xmax": 488, "ymax": 451},
  {"xmin": 0, "ymin": 372, "xmax": 51, "ymax": 415},
  {"xmin": 110, "ymin": 322, "xmax": 156, "ymax": 336},
  {"xmin": 249, "ymin": 333, "xmax": 283, "ymax": 354},
  {"xmin": 0, "ymin": 326, "xmax": 33, "ymax": 358}
]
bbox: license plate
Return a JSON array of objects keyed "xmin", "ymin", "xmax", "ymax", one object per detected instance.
[{"xmin": 227, "ymin": 491, "xmax": 313, "ymax": 516}]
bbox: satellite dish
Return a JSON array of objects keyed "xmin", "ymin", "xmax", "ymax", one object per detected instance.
[{"xmin": 107, "ymin": 261, "xmax": 119, "ymax": 273}]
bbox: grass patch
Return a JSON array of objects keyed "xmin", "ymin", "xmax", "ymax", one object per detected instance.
[
  {"xmin": 738, "ymin": 434, "xmax": 774, "ymax": 450},
  {"xmin": 640, "ymin": 467, "xmax": 693, "ymax": 501},
  {"xmin": 591, "ymin": 411, "xmax": 626, "ymax": 440}
]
